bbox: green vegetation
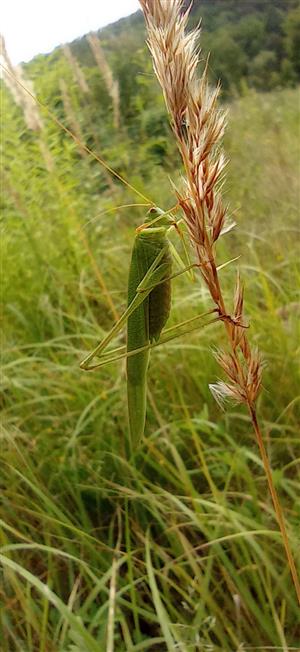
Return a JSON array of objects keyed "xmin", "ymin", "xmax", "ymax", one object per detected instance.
[{"xmin": 1, "ymin": 4, "xmax": 300, "ymax": 650}]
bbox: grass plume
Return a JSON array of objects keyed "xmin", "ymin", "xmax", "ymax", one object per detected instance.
[
  {"xmin": 62, "ymin": 43, "xmax": 90, "ymax": 94},
  {"xmin": 0, "ymin": 34, "xmax": 43, "ymax": 131},
  {"xmin": 87, "ymin": 33, "xmax": 120, "ymax": 129},
  {"xmin": 139, "ymin": 0, "xmax": 300, "ymax": 603},
  {"xmin": 59, "ymin": 77, "xmax": 87, "ymax": 158}
]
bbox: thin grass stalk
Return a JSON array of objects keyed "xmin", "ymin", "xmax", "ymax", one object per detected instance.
[
  {"xmin": 87, "ymin": 33, "xmax": 120, "ymax": 129},
  {"xmin": 106, "ymin": 507, "xmax": 122, "ymax": 652},
  {"xmin": 139, "ymin": 0, "xmax": 300, "ymax": 604},
  {"xmin": 249, "ymin": 406, "xmax": 300, "ymax": 604},
  {"xmin": 79, "ymin": 229, "xmax": 120, "ymax": 322},
  {"xmin": 59, "ymin": 78, "xmax": 87, "ymax": 158}
]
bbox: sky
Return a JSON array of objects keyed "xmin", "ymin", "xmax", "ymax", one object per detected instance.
[{"xmin": 1, "ymin": 0, "xmax": 141, "ymax": 65}]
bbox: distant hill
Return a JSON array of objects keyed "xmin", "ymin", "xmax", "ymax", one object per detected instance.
[
  {"xmin": 68, "ymin": 0, "xmax": 300, "ymax": 93},
  {"xmin": 13, "ymin": 0, "xmax": 298, "ymax": 182}
]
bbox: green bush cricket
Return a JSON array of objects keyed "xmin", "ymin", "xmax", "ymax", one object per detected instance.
[{"xmin": 80, "ymin": 207, "xmax": 221, "ymax": 449}]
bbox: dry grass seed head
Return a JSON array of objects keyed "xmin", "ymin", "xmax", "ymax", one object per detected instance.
[
  {"xmin": 1, "ymin": 35, "xmax": 43, "ymax": 131},
  {"xmin": 140, "ymin": 0, "xmax": 263, "ymax": 409}
]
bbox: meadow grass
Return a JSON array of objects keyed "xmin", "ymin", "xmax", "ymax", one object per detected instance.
[{"xmin": 1, "ymin": 82, "xmax": 300, "ymax": 649}]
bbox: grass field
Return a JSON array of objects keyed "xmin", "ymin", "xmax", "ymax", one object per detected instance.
[{"xmin": 1, "ymin": 86, "xmax": 300, "ymax": 650}]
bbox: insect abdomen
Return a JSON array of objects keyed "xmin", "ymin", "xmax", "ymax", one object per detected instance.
[
  {"xmin": 130, "ymin": 228, "xmax": 172, "ymax": 342},
  {"xmin": 148, "ymin": 247, "xmax": 172, "ymax": 342}
]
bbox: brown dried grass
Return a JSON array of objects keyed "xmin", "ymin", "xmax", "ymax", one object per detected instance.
[
  {"xmin": 62, "ymin": 43, "xmax": 90, "ymax": 94},
  {"xmin": 0, "ymin": 34, "xmax": 43, "ymax": 131},
  {"xmin": 87, "ymin": 33, "xmax": 120, "ymax": 129},
  {"xmin": 59, "ymin": 77, "xmax": 87, "ymax": 158}
]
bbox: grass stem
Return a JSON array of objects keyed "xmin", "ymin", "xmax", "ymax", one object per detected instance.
[{"xmin": 249, "ymin": 405, "xmax": 300, "ymax": 605}]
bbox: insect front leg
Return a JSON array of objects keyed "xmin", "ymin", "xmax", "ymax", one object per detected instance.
[
  {"xmin": 80, "ymin": 244, "xmax": 170, "ymax": 370},
  {"xmin": 80, "ymin": 283, "xmax": 153, "ymax": 370}
]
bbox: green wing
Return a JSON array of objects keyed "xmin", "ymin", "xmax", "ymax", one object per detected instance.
[{"xmin": 127, "ymin": 228, "xmax": 172, "ymax": 448}]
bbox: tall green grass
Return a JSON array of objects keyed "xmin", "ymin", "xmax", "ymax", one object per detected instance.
[{"xmin": 1, "ymin": 87, "xmax": 300, "ymax": 650}]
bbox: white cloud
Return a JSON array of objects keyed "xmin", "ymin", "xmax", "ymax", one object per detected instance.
[{"xmin": 1, "ymin": 0, "xmax": 140, "ymax": 64}]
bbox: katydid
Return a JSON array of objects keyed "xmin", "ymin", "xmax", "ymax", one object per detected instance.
[
  {"xmin": 126, "ymin": 220, "xmax": 173, "ymax": 448},
  {"xmin": 80, "ymin": 207, "xmax": 222, "ymax": 448},
  {"xmin": 80, "ymin": 208, "xmax": 177, "ymax": 447}
]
